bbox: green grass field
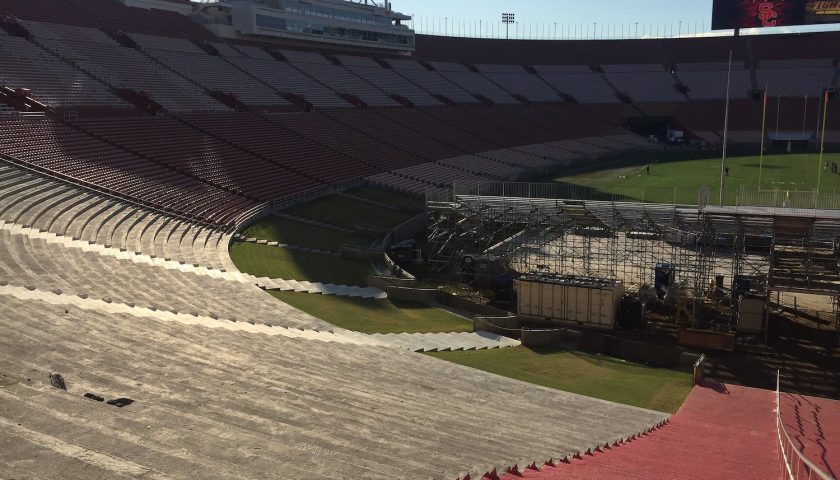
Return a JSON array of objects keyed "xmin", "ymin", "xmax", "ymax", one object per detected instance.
[
  {"xmin": 229, "ymin": 241, "xmax": 372, "ymax": 286},
  {"xmin": 427, "ymin": 347, "xmax": 693, "ymax": 413},
  {"xmin": 347, "ymin": 186, "xmax": 425, "ymax": 212},
  {"xmin": 286, "ymin": 195, "xmax": 414, "ymax": 230},
  {"xmin": 270, "ymin": 291, "xmax": 473, "ymax": 334},
  {"xmin": 241, "ymin": 215, "xmax": 375, "ymax": 251},
  {"xmin": 553, "ymin": 152, "xmax": 840, "ymax": 205}
]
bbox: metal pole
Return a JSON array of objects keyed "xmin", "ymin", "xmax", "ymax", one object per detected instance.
[
  {"xmin": 818, "ymin": 91, "xmax": 829, "ymax": 192},
  {"xmin": 759, "ymin": 85, "xmax": 768, "ymax": 189},
  {"xmin": 720, "ymin": 50, "xmax": 733, "ymax": 206},
  {"xmin": 775, "ymin": 96, "xmax": 781, "ymax": 138},
  {"xmin": 803, "ymin": 95, "xmax": 808, "ymax": 135}
]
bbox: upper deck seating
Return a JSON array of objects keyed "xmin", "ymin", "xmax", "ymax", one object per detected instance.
[
  {"xmin": 233, "ymin": 44, "xmax": 275, "ymax": 60},
  {"xmin": 66, "ymin": 0, "xmax": 216, "ymax": 41},
  {"xmin": 476, "ymin": 64, "xmax": 562, "ymax": 103},
  {"xmin": 138, "ymin": 40, "xmax": 289, "ymax": 108},
  {"xmin": 756, "ymin": 59, "xmax": 837, "ymax": 97},
  {"xmin": 229, "ymin": 56, "xmax": 349, "ymax": 108},
  {"xmin": 284, "ymin": 50, "xmax": 399, "ymax": 107},
  {"xmin": 338, "ymin": 55, "xmax": 442, "ymax": 106},
  {"xmin": 678, "ymin": 62, "xmax": 755, "ymax": 100},
  {"xmin": 429, "ymin": 61, "xmax": 517, "ymax": 104},
  {"xmin": 387, "ymin": 59, "xmax": 478, "ymax": 104},
  {"xmin": 0, "ymin": 34, "xmax": 123, "ymax": 108},
  {"xmin": 27, "ymin": 24, "xmax": 224, "ymax": 112},
  {"xmin": 535, "ymin": 65, "xmax": 618, "ymax": 104},
  {"xmin": 0, "ymin": 0, "xmax": 93, "ymax": 26},
  {"xmin": 603, "ymin": 64, "xmax": 685, "ymax": 102}
]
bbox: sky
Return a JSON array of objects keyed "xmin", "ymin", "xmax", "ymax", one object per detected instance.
[{"xmin": 388, "ymin": 0, "xmax": 838, "ymax": 39}]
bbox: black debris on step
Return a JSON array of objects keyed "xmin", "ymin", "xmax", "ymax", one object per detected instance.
[
  {"xmin": 84, "ymin": 393, "xmax": 105, "ymax": 402},
  {"xmin": 49, "ymin": 373, "xmax": 66, "ymax": 391},
  {"xmin": 106, "ymin": 398, "xmax": 135, "ymax": 408}
]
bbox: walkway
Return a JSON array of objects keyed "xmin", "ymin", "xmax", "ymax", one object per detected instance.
[
  {"xmin": 498, "ymin": 382, "xmax": 782, "ymax": 480},
  {"xmin": 780, "ymin": 391, "xmax": 840, "ymax": 479}
]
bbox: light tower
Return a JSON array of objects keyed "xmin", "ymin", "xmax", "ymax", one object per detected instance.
[{"xmin": 502, "ymin": 12, "xmax": 515, "ymax": 39}]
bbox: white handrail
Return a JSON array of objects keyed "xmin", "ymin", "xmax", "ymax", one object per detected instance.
[{"xmin": 776, "ymin": 371, "xmax": 835, "ymax": 480}]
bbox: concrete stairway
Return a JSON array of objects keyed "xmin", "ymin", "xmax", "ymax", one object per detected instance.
[
  {"xmin": 0, "ymin": 293, "xmax": 669, "ymax": 480},
  {"xmin": 0, "ymin": 225, "xmax": 334, "ymax": 330},
  {"xmin": 0, "ymin": 218, "xmax": 385, "ymax": 300},
  {"xmin": 0, "ymin": 163, "xmax": 233, "ymax": 271}
]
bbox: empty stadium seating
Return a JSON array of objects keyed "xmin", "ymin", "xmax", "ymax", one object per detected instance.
[
  {"xmin": 71, "ymin": 116, "xmax": 321, "ymax": 200},
  {"xmin": 340, "ymin": 54, "xmax": 442, "ymax": 106},
  {"xmin": 0, "ymin": 5, "xmax": 837, "ymax": 227},
  {"xmin": 431, "ymin": 61, "xmax": 517, "ymax": 104},
  {"xmin": 141, "ymin": 45, "xmax": 290, "ymax": 109},
  {"xmin": 4, "ymin": 5, "xmax": 840, "ymax": 480},
  {"xmin": 476, "ymin": 64, "xmax": 562, "ymax": 103},
  {"xmin": 0, "ymin": 118, "xmax": 254, "ymax": 225},
  {"xmin": 603, "ymin": 64, "xmax": 686, "ymax": 103},
  {"xmin": 0, "ymin": 33, "xmax": 122, "ymax": 108},
  {"xmin": 180, "ymin": 112, "xmax": 379, "ymax": 182},
  {"xmin": 536, "ymin": 65, "xmax": 617, "ymax": 104},
  {"xmin": 678, "ymin": 62, "xmax": 754, "ymax": 100},
  {"xmin": 756, "ymin": 58, "xmax": 836, "ymax": 98},
  {"xmin": 387, "ymin": 58, "xmax": 478, "ymax": 104}
]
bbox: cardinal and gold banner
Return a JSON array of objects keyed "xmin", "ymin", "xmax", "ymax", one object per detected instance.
[{"xmin": 712, "ymin": 0, "xmax": 840, "ymax": 29}]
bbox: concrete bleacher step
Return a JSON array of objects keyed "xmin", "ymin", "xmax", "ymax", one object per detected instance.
[
  {"xmin": 0, "ymin": 217, "xmax": 386, "ymax": 300},
  {"xmin": 0, "ymin": 164, "xmax": 234, "ymax": 271},
  {"xmin": 0, "ymin": 289, "xmax": 669, "ymax": 480},
  {"xmin": 0, "ymin": 283, "xmax": 384, "ymax": 347},
  {"xmin": 371, "ymin": 331, "xmax": 521, "ymax": 352}
]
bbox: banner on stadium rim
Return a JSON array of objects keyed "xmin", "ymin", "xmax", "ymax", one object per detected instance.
[{"xmin": 712, "ymin": 0, "xmax": 840, "ymax": 29}]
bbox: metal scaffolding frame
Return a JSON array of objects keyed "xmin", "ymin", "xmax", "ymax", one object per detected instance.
[{"xmin": 426, "ymin": 181, "xmax": 840, "ymax": 331}]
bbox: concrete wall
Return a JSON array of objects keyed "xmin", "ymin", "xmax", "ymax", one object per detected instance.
[
  {"xmin": 340, "ymin": 246, "xmax": 384, "ymax": 261},
  {"xmin": 383, "ymin": 287, "xmax": 512, "ymax": 318},
  {"xmin": 392, "ymin": 212, "xmax": 428, "ymax": 243},
  {"xmin": 438, "ymin": 292, "xmax": 511, "ymax": 317},
  {"xmin": 521, "ymin": 328, "xmax": 582, "ymax": 347},
  {"xmin": 578, "ymin": 332, "xmax": 684, "ymax": 368},
  {"xmin": 385, "ymin": 286, "xmax": 441, "ymax": 305},
  {"xmin": 368, "ymin": 276, "xmax": 417, "ymax": 289},
  {"xmin": 474, "ymin": 316, "xmax": 520, "ymax": 336}
]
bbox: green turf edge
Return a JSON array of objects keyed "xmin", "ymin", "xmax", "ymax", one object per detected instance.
[
  {"xmin": 240, "ymin": 215, "xmax": 376, "ymax": 251},
  {"xmin": 269, "ymin": 291, "xmax": 474, "ymax": 334},
  {"xmin": 426, "ymin": 347, "xmax": 693, "ymax": 413},
  {"xmin": 229, "ymin": 241, "xmax": 373, "ymax": 287}
]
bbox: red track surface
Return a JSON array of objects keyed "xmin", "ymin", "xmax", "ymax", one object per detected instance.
[
  {"xmin": 780, "ymin": 392, "xmax": 840, "ymax": 478},
  {"xmin": 496, "ymin": 382, "xmax": 782, "ymax": 480}
]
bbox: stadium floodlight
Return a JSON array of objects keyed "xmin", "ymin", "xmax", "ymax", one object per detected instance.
[{"xmin": 502, "ymin": 12, "xmax": 515, "ymax": 39}]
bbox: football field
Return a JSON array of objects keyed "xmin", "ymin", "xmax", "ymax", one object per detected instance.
[{"xmin": 552, "ymin": 152, "xmax": 840, "ymax": 205}]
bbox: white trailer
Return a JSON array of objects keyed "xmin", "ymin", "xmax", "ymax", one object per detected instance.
[{"xmin": 517, "ymin": 274, "xmax": 624, "ymax": 329}]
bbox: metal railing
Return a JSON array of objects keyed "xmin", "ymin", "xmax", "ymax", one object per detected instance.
[
  {"xmin": 776, "ymin": 371, "xmax": 834, "ymax": 480},
  {"xmin": 739, "ymin": 187, "xmax": 840, "ymax": 211},
  {"xmin": 449, "ymin": 180, "xmax": 681, "ymax": 205},
  {"xmin": 692, "ymin": 354, "xmax": 706, "ymax": 385}
]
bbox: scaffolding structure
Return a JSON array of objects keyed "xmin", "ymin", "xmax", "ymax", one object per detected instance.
[{"xmin": 426, "ymin": 181, "xmax": 840, "ymax": 331}]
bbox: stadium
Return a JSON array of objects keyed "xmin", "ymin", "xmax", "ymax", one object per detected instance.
[{"xmin": 0, "ymin": 0, "xmax": 839, "ymax": 478}]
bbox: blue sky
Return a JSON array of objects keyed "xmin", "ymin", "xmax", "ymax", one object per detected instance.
[
  {"xmin": 389, "ymin": 0, "xmax": 839, "ymax": 39},
  {"xmin": 392, "ymin": 0, "xmax": 713, "ymax": 37}
]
